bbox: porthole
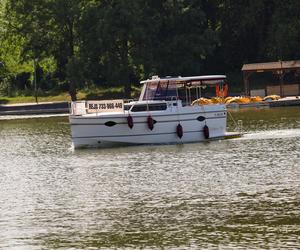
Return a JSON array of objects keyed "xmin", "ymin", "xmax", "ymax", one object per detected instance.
[
  {"xmin": 105, "ymin": 121, "xmax": 117, "ymax": 127},
  {"xmin": 197, "ymin": 116, "xmax": 206, "ymax": 122}
]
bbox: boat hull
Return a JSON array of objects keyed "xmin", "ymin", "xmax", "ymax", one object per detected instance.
[{"xmin": 69, "ymin": 105, "xmax": 227, "ymax": 148}]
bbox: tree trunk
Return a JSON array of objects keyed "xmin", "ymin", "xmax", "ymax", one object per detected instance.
[
  {"xmin": 124, "ymin": 82, "xmax": 131, "ymax": 98},
  {"xmin": 121, "ymin": 37, "xmax": 131, "ymax": 98},
  {"xmin": 69, "ymin": 80, "xmax": 77, "ymax": 101},
  {"xmin": 67, "ymin": 19, "xmax": 76, "ymax": 101}
]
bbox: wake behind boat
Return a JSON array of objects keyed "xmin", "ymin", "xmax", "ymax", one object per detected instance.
[{"xmin": 69, "ymin": 75, "xmax": 232, "ymax": 148}]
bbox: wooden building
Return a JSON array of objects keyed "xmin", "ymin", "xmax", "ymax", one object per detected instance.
[{"xmin": 242, "ymin": 60, "xmax": 300, "ymax": 97}]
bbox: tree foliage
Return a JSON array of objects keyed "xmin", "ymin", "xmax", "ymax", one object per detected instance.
[{"xmin": 1, "ymin": 0, "xmax": 300, "ymax": 98}]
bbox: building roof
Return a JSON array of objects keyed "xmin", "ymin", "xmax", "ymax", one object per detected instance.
[{"xmin": 242, "ymin": 60, "xmax": 300, "ymax": 72}]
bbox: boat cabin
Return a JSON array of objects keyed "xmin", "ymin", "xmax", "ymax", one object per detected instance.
[
  {"xmin": 139, "ymin": 75, "xmax": 227, "ymax": 106},
  {"xmin": 71, "ymin": 75, "xmax": 227, "ymax": 115}
]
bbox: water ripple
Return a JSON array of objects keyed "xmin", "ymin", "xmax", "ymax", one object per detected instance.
[{"xmin": 0, "ymin": 107, "xmax": 299, "ymax": 249}]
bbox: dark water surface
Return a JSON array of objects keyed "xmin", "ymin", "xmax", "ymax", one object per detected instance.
[{"xmin": 0, "ymin": 107, "xmax": 299, "ymax": 249}]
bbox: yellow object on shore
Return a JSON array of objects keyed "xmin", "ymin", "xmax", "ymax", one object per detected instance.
[
  {"xmin": 225, "ymin": 97, "xmax": 233, "ymax": 103},
  {"xmin": 263, "ymin": 95, "xmax": 281, "ymax": 101},
  {"xmin": 192, "ymin": 98, "xmax": 213, "ymax": 105},
  {"xmin": 192, "ymin": 95, "xmax": 269, "ymax": 106},
  {"xmin": 250, "ymin": 96, "xmax": 263, "ymax": 102},
  {"xmin": 211, "ymin": 97, "xmax": 225, "ymax": 103},
  {"xmin": 211, "ymin": 97, "xmax": 224, "ymax": 104},
  {"xmin": 226, "ymin": 97, "xmax": 250, "ymax": 104}
]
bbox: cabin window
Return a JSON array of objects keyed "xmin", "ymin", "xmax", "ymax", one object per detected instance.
[
  {"xmin": 149, "ymin": 103, "xmax": 167, "ymax": 111},
  {"xmin": 124, "ymin": 104, "xmax": 132, "ymax": 111},
  {"xmin": 142, "ymin": 81, "xmax": 177, "ymax": 101},
  {"xmin": 131, "ymin": 103, "xmax": 167, "ymax": 112},
  {"xmin": 131, "ymin": 105, "xmax": 147, "ymax": 112}
]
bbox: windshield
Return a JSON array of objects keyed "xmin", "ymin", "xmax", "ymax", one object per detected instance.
[{"xmin": 141, "ymin": 81, "xmax": 177, "ymax": 101}]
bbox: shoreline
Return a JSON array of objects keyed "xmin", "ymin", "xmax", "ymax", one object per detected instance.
[
  {"xmin": 0, "ymin": 101, "xmax": 69, "ymax": 116},
  {"xmin": 0, "ymin": 97, "xmax": 299, "ymax": 116}
]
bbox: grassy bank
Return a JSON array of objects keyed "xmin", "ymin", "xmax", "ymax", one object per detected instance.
[
  {"xmin": 0, "ymin": 86, "xmax": 141, "ymax": 104},
  {"xmin": 0, "ymin": 92, "xmax": 74, "ymax": 104}
]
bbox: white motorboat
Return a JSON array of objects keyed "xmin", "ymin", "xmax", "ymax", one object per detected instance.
[{"xmin": 69, "ymin": 75, "xmax": 230, "ymax": 148}]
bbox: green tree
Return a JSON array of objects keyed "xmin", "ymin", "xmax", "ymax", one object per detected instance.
[
  {"xmin": 144, "ymin": 0, "xmax": 218, "ymax": 76},
  {"xmin": 4, "ymin": 0, "xmax": 82, "ymax": 100},
  {"xmin": 2, "ymin": 0, "xmax": 300, "ymax": 100},
  {"xmin": 0, "ymin": 0, "xmax": 33, "ymax": 96},
  {"xmin": 79, "ymin": 0, "xmax": 144, "ymax": 97},
  {"xmin": 266, "ymin": 0, "xmax": 300, "ymax": 60},
  {"xmin": 214, "ymin": 0, "xmax": 276, "ymax": 71},
  {"xmin": 79, "ymin": 0, "xmax": 219, "ymax": 97}
]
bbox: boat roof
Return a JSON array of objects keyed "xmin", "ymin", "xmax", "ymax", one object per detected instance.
[{"xmin": 140, "ymin": 75, "xmax": 227, "ymax": 84}]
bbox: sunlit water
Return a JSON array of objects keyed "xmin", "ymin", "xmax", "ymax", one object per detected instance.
[{"xmin": 0, "ymin": 107, "xmax": 299, "ymax": 249}]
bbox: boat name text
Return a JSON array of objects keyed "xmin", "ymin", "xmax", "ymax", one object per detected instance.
[{"xmin": 87, "ymin": 100, "xmax": 124, "ymax": 113}]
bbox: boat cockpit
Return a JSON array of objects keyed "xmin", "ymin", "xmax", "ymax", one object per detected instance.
[{"xmin": 138, "ymin": 75, "xmax": 227, "ymax": 107}]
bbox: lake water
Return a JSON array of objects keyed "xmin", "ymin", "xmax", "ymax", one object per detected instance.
[{"xmin": 0, "ymin": 107, "xmax": 299, "ymax": 249}]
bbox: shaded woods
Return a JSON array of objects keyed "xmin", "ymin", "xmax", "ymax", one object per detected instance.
[{"xmin": 1, "ymin": 0, "xmax": 300, "ymax": 100}]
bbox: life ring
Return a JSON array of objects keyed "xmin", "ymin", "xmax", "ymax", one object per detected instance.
[
  {"xmin": 203, "ymin": 125, "xmax": 209, "ymax": 139},
  {"xmin": 176, "ymin": 123, "xmax": 183, "ymax": 138},
  {"xmin": 147, "ymin": 115, "xmax": 154, "ymax": 130},
  {"xmin": 127, "ymin": 115, "xmax": 133, "ymax": 129}
]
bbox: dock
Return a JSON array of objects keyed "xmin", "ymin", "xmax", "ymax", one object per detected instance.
[
  {"xmin": 227, "ymin": 96, "xmax": 300, "ymax": 109},
  {"xmin": 268, "ymin": 97, "xmax": 300, "ymax": 107}
]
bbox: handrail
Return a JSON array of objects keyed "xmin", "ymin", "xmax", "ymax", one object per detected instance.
[{"xmin": 70, "ymin": 101, "xmax": 87, "ymax": 115}]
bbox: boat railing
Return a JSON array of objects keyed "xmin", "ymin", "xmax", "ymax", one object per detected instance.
[{"xmin": 70, "ymin": 101, "xmax": 87, "ymax": 115}]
